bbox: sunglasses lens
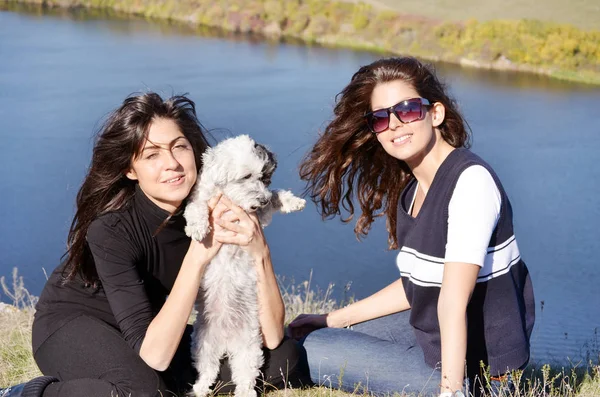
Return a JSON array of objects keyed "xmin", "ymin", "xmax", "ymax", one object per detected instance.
[
  {"xmin": 394, "ymin": 100, "xmax": 423, "ymax": 123},
  {"xmin": 367, "ymin": 99, "xmax": 428, "ymax": 133},
  {"xmin": 369, "ymin": 111, "xmax": 389, "ymax": 133}
]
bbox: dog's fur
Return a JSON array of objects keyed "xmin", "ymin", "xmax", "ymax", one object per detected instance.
[{"xmin": 183, "ymin": 135, "xmax": 305, "ymax": 397}]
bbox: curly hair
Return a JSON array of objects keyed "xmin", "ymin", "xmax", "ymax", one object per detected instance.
[
  {"xmin": 299, "ymin": 57, "xmax": 471, "ymax": 249},
  {"xmin": 62, "ymin": 92, "xmax": 210, "ymax": 285}
]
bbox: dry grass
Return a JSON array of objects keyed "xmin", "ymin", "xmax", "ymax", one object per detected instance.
[
  {"xmin": 280, "ymin": 270, "xmax": 349, "ymax": 323},
  {"xmin": 1, "ymin": 267, "xmax": 599, "ymax": 396},
  {"xmin": 0, "ymin": 268, "xmax": 43, "ymax": 387},
  {"xmin": 356, "ymin": 0, "xmax": 600, "ymax": 31}
]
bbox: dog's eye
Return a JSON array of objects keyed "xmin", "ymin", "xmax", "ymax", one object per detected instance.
[{"xmin": 243, "ymin": 174, "xmax": 253, "ymax": 180}]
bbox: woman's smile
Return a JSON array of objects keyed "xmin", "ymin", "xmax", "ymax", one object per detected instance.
[
  {"xmin": 163, "ymin": 175, "xmax": 185, "ymax": 185},
  {"xmin": 391, "ymin": 133, "xmax": 413, "ymax": 146}
]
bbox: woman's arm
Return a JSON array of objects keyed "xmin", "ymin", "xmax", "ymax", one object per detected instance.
[
  {"xmin": 437, "ymin": 262, "xmax": 479, "ymax": 394},
  {"xmin": 254, "ymin": 250, "xmax": 286, "ymax": 348},
  {"xmin": 438, "ymin": 165, "xmax": 502, "ymax": 393},
  {"xmin": 139, "ymin": 239, "xmax": 217, "ymax": 370},
  {"xmin": 328, "ymin": 278, "xmax": 410, "ymax": 327},
  {"xmin": 139, "ymin": 195, "xmax": 226, "ymax": 371},
  {"xmin": 89, "ymin": 228, "xmax": 213, "ymax": 371},
  {"xmin": 214, "ymin": 196, "xmax": 285, "ymax": 349},
  {"xmin": 288, "ymin": 278, "xmax": 410, "ymax": 339}
]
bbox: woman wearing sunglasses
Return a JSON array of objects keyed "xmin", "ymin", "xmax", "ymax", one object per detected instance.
[{"xmin": 289, "ymin": 57, "xmax": 535, "ymax": 397}]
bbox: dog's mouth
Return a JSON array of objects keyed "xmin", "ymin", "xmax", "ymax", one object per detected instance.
[{"xmin": 250, "ymin": 198, "xmax": 271, "ymax": 211}]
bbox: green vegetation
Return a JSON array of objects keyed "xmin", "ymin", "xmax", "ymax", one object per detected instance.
[
  {"xmin": 435, "ymin": 19, "xmax": 600, "ymax": 74},
  {"xmin": 1, "ymin": 267, "xmax": 600, "ymax": 396},
  {"xmin": 2, "ymin": 0, "xmax": 600, "ymax": 84}
]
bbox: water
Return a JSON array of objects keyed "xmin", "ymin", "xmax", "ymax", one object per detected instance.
[{"xmin": 1, "ymin": 5, "xmax": 599, "ymax": 364}]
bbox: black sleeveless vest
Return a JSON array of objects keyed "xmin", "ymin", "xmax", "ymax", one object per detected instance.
[{"xmin": 396, "ymin": 148, "xmax": 535, "ymax": 376}]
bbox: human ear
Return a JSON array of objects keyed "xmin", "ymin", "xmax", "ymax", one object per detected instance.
[
  {"xmin": 125, "ymin": 168, "xmax": 138, "ymax": 181},
  {"xmin": 431, "ymin": 102, "xmax": 445, "ymax": 128}
]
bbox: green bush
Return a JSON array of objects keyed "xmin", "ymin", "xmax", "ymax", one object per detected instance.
[
  {"xmin": 351, "ymin": 2, "xmax": 371, "ymax": 31},
  {"xmin": 432, "ymin": 17, "xmax": 600, "ymax": 74}
]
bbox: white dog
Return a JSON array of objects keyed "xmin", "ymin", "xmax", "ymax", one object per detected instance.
[{"xmin": 183, "ymin": 135, "xmax": 305, "ymax": 397}]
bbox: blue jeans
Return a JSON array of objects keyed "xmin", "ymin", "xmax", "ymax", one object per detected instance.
[{"xmin": 299, "ymin": 311, "xmax": 441, "ymax": 396}]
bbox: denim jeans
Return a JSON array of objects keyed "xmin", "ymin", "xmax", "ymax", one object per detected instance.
[{"xmin": 299, "ymin": 311, "xmax": 442, "ymax": 396}]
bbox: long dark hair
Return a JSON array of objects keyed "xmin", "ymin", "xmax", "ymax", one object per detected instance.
[
  {"xmin": 63, "ymin": 92, "xmax": 209, "ymax": 285},
  {"xmin": 299, "ymin": 57, "xmax": 471, "ymax": 249}
]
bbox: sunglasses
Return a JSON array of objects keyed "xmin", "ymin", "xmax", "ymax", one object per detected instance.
[{"xmin": 364, "ymin": 97, "xmax": 432, "ymax": 134}]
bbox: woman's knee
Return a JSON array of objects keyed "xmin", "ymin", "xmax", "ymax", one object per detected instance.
[
  {"xmin": 114, "ymin": 366, "xmax": 168, "ymax": 397},
  {"xmin": 301, "ymin": 327, "xmax": 351, "ymax": 357},
  {"xmin": 263, "ymin": 337, "xmax": 300, "ymax": 373},
  {"xmin": 261, "ymin": 337, "xmax": 311, "ymax": 389},
  {"xmin": 267, "ymin": 337, "xmax": 300, "ymax": 357}
]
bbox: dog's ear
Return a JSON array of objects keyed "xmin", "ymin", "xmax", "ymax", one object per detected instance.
[
  {"xmin": 200, "ymin": 145, "xmax": 231, "ymax": 187},
  {"xmin": 200, "ymin": 147, "xmax": 221, "ymax": 185},
  {"xmin": 201, "ymin": 147, "xmax": 215, "ymax": 170}
]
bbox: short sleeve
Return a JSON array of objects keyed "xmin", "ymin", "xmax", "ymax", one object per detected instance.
[
  {"xmin": 87, "ymin": 215, "xmax": 153, "ymax": 353},
  {"xmin": 445, "ymin": 165, "xmax": 502, "ymax": 267}
]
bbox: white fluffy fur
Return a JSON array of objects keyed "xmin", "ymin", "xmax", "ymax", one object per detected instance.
[{"xmin": 183, "ymin": 135, "xmax": 305, "ymax": 397}]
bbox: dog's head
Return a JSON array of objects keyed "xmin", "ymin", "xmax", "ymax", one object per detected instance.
[{"xmin": 200, "ymin": 135, "xmax": 277, "ymax": 211}]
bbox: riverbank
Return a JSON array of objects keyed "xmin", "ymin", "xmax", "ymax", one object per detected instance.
[
  {"xmin": 2, "ymin": 0, "xmax": 600, "ymax": 85},
  {"xmin": 1, "ymin": 269, "xmax": 599, "ymax": 395}
]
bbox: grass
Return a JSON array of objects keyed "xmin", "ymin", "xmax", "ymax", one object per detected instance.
[
  {"xmin": 0, "ymin": 268, "xmax": 42, "ymax": 387},
  {"xmin": 357, "ymin": 0, "xmax": 600, "ymax": 31},
  {"xmin": 1, "ymin": 267, "xmax": 599, "ymax": 396}
]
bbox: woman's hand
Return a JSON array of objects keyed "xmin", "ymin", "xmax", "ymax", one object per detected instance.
[
  {"xmin": 213, "ymin": 195, "xmax": 270, "ymax": 261},
  {"xmin": 287, "ymin": 313, "xmax": 329, "ymax": 340}
]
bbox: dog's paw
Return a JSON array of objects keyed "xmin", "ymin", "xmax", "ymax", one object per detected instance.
[
  {"xmin": 184, "ymin": 200, "xmax": 211, "ymax": 240},
  {"xmin": 192, "ymin": 382, "xmax": 211, "ymax": 397},
  {"xmin": 185, "ymin": 224, "xmax": 210, "ymax": 242},
  {"xmin": 277, "ymin": 190, "xmax": 306, "ymax": 213},
  {"xmin": 234, "ymin": 388, "xmax": 257, "ymax": 397}
]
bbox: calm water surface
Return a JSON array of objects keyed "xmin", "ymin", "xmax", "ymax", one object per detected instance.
[{"xmin": 1, "ymin": 6, "xmax": 599, "ymax": 364}]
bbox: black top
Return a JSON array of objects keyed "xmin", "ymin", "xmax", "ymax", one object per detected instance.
[
  {"xmin": 33, "ymin": 185, "xmax": 191, "ymax": 354},
  {"xmin": 395, "ymin": 149, "xmax": 535, "ymax": 376}
]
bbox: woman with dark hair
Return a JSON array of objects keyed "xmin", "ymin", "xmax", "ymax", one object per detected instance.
[
  {"xmin": 289, "ymin": 57, "xmax": 535, "ymax": 397},
  {"xmin": 0, "ymin": 93, "xmax": 304, "ymax": 397}
]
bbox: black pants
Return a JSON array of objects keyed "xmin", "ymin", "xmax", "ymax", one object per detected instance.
[{"xmin": 34, "ymin": 315, "xmax": 309, "ymax": 397}]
